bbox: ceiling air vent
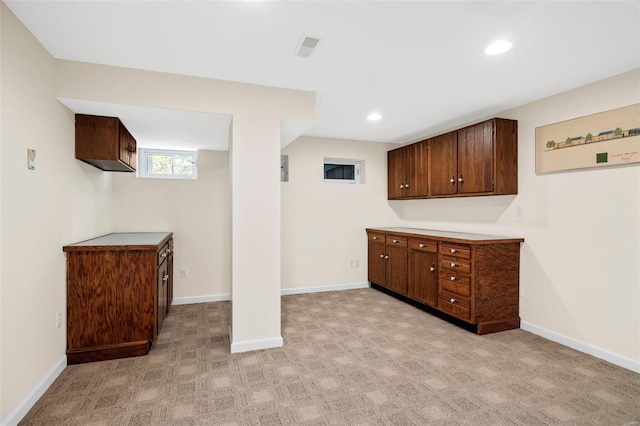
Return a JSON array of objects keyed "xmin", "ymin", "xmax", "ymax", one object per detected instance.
[{"xmin": 295, "ymin": 36, "xmax": 320, "ymax": 58}]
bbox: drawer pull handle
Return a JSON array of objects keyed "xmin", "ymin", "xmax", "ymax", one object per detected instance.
[
  {"xmin": 450, "ymin": 298, "xmax": 457, "ymax": 303},
  {"xmin": 450, "ymin": 249, "xmax": 458, "ymax": 253},
  {"xmin": 429, "ymin": 265, "xmax": 435, "ymax": 272},
  {"xmin": 393, "ymin": 239, "xmax": 398, "ymax": 243},
  {"xmin": 419, "ymin": 244, "xmax": 425, "ymax": 248},
  {"xmin": 373, "ymin": 236, "xmax": 378, "ymax": 240},
  {"xmin": 450, "ymin": 176, "xmax": 455, "ymax": 184},
  {"xmin": 450, "ymin": 262, "xmax": 458, "ymax": 267},
  {"xmin": 450, "ymin": 276, "xmax": 456, "ymax": 281}
]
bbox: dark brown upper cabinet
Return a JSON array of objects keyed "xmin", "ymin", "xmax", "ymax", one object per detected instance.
[
  {"xmin": 388, "ymin": 118, "xmax": 517, "ymax": 200},
  {"xmin": 388, "ymin": 140, "xmax": 428, "ymax": 200},
  {"xmin": 75, "ymin": 114, "xmax": 137, "ymax": 172}
]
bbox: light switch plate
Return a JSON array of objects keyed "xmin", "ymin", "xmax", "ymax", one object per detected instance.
[{"xmin": 27, "ymin": 149, "xmax": 36, "ymax": 170}]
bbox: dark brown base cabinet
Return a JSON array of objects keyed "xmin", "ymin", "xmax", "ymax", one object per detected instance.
[
  {"xmin": 63, "ymin": 233, "xmax": 173, "ymax": 364},
  {"xmin": 367, "ymin": 228, "xmax": 523, "ymax": 335}
]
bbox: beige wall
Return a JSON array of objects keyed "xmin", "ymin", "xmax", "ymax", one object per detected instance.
[
  {"xmin": 112, "ymin": 150, "xmax": 231, "ymax": 300},
  {"xmin": 281, "ymin": 136, "xmax": 401, "ymax": 289},
  {"xmin": 398, "ymin": 69, "xmax": 640, "ymax": 363},
  {"xmin": 0, "ymin": 4, "xmax": 113, "ymax": 418}
]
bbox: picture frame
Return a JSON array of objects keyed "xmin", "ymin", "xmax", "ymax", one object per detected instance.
[{"xmin": 535, "ymin": 103, "xmax": 640, "ymax": 174}]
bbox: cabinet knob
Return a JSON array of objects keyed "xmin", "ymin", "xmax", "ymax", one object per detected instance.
[
  {"xmin": 419, "ymin": 244, "xmax": 425, "ymax": 248},
  {"xmin": 458, "ymin": 175, "xmax": 464, "ymax": 183},
  {"xmin": 429, "ymin": 265, "xmax": 435, "ymax": 272},
  {"xmin": 162, "ymin": 275, "xmax": 169, "ymax": 282},
  {"xmin": 385, "ymin": 255, "xmax": 389, "ymax": 260},
  {"xmin": 450, "ymin": 276, "xmax": 456, "ymax": 281},
  {"xmin": 450, "ymin": 176, "xmax": 455, "ymax": 184},
  {"xmin": 405, "ymin": 183, "xmax": 410, "ymax": 188},
  {"xmin": 450, "ymin": 298, "xmax": 457, "ymax": 303},
  {"xmin": 450, "ymin": 262, "xmax": 457, "ymax": 267},
  {"xmin": 161, "ymin": 253, "xmax": 168, "ymax": 258},
  {"xmin": 400, "ymin": 184, "xmax": 404, "ymax": 189},
  {"xmin": 380, "ymin": 254, "xmax": 385, "ymax": 258},
  {"xmin": 373, "ymin": 236, "xmax": 378, "ymax": 240},
  {"xmin": 393, "ymin": 239, "xmax": 398, "ymax": 243},
  {"xmin": 450, "ymin": 248, "xmax": 457, "ymax": 253}
]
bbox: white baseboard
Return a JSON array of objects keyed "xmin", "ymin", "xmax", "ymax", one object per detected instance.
[
  {"xmin": 174, "ymin": 282, "xmax": 370, "ymax": 305},
  {"xmin": 173, "ymin": 294, "xmax": 230, "ymax": 305},
  {"xmin": 521, "ymin": 321, "xmax": 640, "ymax": 374},
  {"xmin": 0, "ymin": 356, "xmax": 67, "ymax": 426},
  {"xmin": 230, "ymin": 336, "xmax": 283, "ymax": 354},
  {"xmin": 281, "ymin": 281, "xmax": 370, "ymax": 296}
]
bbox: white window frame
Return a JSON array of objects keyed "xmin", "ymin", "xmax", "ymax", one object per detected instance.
[
  {"xmin": 323, "ymin": 158, "xmax": 361, "ymax": 184},
  {"xmin": 138, "ymin": 148, "xmax": 198, "ymax": 180}
]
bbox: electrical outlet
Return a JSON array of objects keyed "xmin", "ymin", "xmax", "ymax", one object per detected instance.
[
  {"xmin": 355, "ymin": 259, "xmax": 360, "ymax": 268},
  {"xmin": 56, "ymin": 311, "xmax": 62, "ymax": 328},
  {"xmin": 180, "ymin": 268, "xmax": 189, "ymax": 278},
  {"xmin": 349, "ymin": 260, "xmax": 354, "ymax": 268},
  {"xmin": 515, "ymin": 205, "xmax": 523, "ymax": 218}
]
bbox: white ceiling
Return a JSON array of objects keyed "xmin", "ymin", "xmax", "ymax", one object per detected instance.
[{"xmin": 6, "ymin": 1, "xmax": 640, "ymax": 148}]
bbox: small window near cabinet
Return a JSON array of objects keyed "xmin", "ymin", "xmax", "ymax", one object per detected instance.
[
  {"xmin": 323, "ymin": 158, "xmax": 361, "ymax": 184},
  {"xmin": 138, "ymin": 148, "xmax": 198, "ymax": 180}
]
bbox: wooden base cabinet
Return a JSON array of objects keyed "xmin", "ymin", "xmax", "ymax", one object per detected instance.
[
  {"xmin": 63, "ymin": 233, "xmax": 173, "ymax": 364},
  {"xmin": 367, "ymin": 232, "xmax": 408, "ymax": 295},
  {"xmin": 367, "ymin": 228, "xmax": 523, "ymax": 335}
]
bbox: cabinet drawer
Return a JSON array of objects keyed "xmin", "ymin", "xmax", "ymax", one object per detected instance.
[
  {"xmin": 409, "ymin": 239, "xmax": 437, "ymax": 253},
  {"xmin": 439, "ymin": 274, "xmax": 470, "ymax": 286},
  {"xmin": 386, "ymin": 236, "xmax": 408, "ymax": 247},
  {"xmin": 439, "ymin": 279, "xmax": 470, "ymax": 298},
  {"xmin": 368, "ymin": 233, "xmax": 385, "ymax": 243},
  {"xmin": 440, "ymin": 242, "xmax": 471, "ymax": 259},
  {"xmin": 157, "ymin": 241, "xmax": 171, "ymax": 265},
  {"xmin": 439, "ymin": 298, "xmax": 471, "ymax": 322},
  {"xmin": 439, "ymin": 256, "xmax": 471, "ymax": 274},
  {"xmin": 439, "ymin": 290, "xmax": 470, "ymax": 310}
]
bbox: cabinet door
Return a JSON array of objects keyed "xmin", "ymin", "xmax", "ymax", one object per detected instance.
[
  {"xmin": 157, "ymin": 261, "xmax": 167, "ymax": 334},
  {"xmin": 408, "ymin": 250, "xmax": 438, "ymax": 307},
  {"xmin": 368, "ymin": 242, "xmax": 386, "ymax": 286},
  {"xmin": 406, "ymin": 141, "xmax": 428, "ymax": 197},
  {"xmin": 388, "ymin": 149, "xmax": 406, "ymax": 199},
  {"xmin": 458, "ymin": 121, "xmax": 494, "ymax": 194},
  {"xmin": 119, "ymin": 123, "xmax": 137, "ymax": 170},
  {"xmin": 386, "ymin": 245, "xmax": 408, "ymax": 295},
  {"xmin": 428, "ymin": 133, "xmax": 458, "ymax": 196},
  {"xmin": 167, "ymin": 249, "xmax": 173, "ymax": 315}
]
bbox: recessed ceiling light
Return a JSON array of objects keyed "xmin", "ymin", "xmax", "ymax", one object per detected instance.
[
  {"xmin": 367, "ymin": 113, "xmax": 382, "ymax": 121},
  {"xmin": 484, "ymin": 40, "xmax": 512, "ymax": 55}
]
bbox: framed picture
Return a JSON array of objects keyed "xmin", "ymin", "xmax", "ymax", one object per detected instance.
[{"xmin": 535, "ymin": 103, "xmax": 640, "ymax": 174}]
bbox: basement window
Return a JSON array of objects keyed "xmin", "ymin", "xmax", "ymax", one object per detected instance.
[
  {"xmin": 138, "ymin": 148, "xmax": 198, "ymax": 180},
  {"xmin": 323, "ymin": 158, "xmax": 360, "ymax": 184}
]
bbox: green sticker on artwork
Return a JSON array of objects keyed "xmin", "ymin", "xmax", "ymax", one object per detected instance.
[{"xmin": 596, "ymin": 152, "xmax": 608, "ymax": 163}]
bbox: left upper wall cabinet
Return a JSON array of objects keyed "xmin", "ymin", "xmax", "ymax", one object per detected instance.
[{"xmin": 75, "ymin": 114, "xmax": 137, "ymax": 172}]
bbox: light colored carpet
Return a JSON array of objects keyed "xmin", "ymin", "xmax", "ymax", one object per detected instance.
[{"xmin": 20, "ymin": 288, "xmax": 640, "ymax": 425}]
